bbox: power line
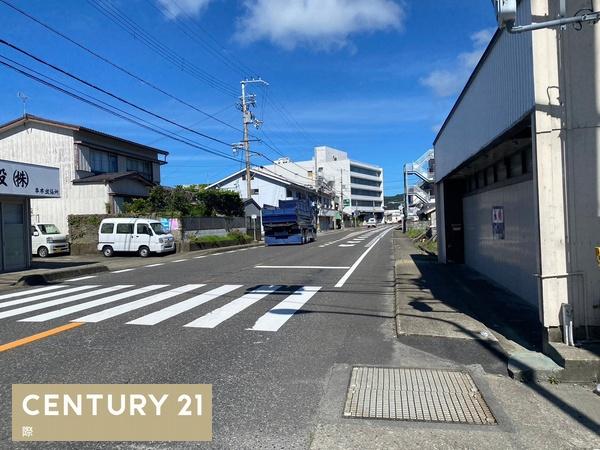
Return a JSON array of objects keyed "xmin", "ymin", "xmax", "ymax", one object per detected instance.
[
  {"xmin": 0, "ymin": 38, "xmax": 238, "ymax": 149},
  {"xmin": 0, "ymin": 0, "xmax": 247, "ymax": 135},
  {"xmin": 0, "ymin": 0, "xmax": 321, "ymax": 178},
  {"xmin": 0, "ymin": 55, "xmax": 242, "ymax": 164},
  {"xmin": 145, "ymin": 0, "xmax": 250, "ymax": 77},
  {"xmin": 87, "ymin": 0, "xmax": 238, "ymax": 97}
]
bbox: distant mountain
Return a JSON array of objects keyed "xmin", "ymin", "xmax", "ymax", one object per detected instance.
[{"xmin": 384, "ymin": 194, "xmax": 404, "ymax": 210}]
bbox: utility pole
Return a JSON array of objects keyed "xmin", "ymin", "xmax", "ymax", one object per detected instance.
[
  {"xmin": 339, "ymin": 168, "xmax": 344, "ymax": 230},
  {"xmin": 403, "ymin": 164, "xmax": 408, "ymax": 233},
  {"xmin": 236, "ymin": 78, "xmax": 268, "ymax": 199}
]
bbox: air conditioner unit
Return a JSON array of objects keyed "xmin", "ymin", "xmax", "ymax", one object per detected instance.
[{"xmin": 491, "ymin": 0, "xmax": 517, "ymax": 28}]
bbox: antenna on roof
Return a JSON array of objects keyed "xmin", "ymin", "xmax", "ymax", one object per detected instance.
[{"xmin": 17, "ymin": 91, "xmax": 28, "ymax": 117}]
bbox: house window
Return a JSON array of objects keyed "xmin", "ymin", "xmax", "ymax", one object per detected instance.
[
  {"xmin": 252, "ymin": 188, "xmax": 259, "ymax": 194},
  {"xmin": 126, "ymin": 158, "xmax": 153, "ymax": 180},
  {"xmin": 286, "ymin": 188, "xmax": 292, "ymax": 197},
  {"xmin": 89, "ymin": 149, "xmax": 118, "ymax": 174}
]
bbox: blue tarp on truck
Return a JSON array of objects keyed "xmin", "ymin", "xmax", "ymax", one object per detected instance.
[{"xmin": 262, "ymin": 199, "xmax": 317, "ymax": 246}]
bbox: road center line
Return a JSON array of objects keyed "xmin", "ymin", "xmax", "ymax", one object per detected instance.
[
  {"xmin": 255, "ymin": 265, "xmax": 350, "ymax": 270},
  {"xmin": 0, "ymin": 322, "xmax": 84, "ymax": 352},
  {"xmin": 335, "ymin": 227, "xmax": 394, "ymax": 288}
]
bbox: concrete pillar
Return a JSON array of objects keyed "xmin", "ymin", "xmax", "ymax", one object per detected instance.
[{"xmin": 530, "ymin": 0, "xmax": 569, "ymax": 334}]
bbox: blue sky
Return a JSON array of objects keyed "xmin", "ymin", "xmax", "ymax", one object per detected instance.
[{"xmin": 0, "ymin": 0, "xmax": 497, "ymax": 194}]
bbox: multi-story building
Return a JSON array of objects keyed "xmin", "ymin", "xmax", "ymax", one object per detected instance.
[
  {"xmin": 0, "ymin": 115, "xmax": 167, "ymax": 233},
  {"xmin": 265, "ymin": 146, "xmax": 385, "ymax": 221}
]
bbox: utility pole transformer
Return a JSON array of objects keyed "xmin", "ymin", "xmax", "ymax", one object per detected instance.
[{"xmin": 237, "ymin": 78, "xmax": 268, "ymax": 200}]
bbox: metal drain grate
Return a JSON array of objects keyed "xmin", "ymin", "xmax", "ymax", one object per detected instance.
[{"xmin": 343, "ymin": 367, "xmax": 496, "ymax": 425}]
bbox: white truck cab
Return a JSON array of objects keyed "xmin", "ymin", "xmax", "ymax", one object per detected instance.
[
  {"xmin": 98, "ymin": 218, "xmax": 175, "ymax": 257},
  {"xmin": 31, "ymin": 223, "xmax": 70, "ymax": 257}
]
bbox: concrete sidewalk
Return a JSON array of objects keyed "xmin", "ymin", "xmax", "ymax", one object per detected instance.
[
  {"xmin": 392, "ymin": 232, "xmax": 599, "ymax": 382},
  {"xmin": 309, "ymin": 231, "xmax": 600, "ymax": 449}
]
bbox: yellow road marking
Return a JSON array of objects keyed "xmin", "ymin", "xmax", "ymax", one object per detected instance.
[{"xmin": 0, "ymin": 322, "xmax": 83, "ymax": 353}]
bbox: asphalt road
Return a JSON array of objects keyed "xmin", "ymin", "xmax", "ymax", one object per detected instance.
[{"xmin": 0, "ymin": 226, "xmax": 498, "ymax": 449}]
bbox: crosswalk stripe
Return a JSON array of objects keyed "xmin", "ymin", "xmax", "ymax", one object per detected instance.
[
  {"xmin": 73, "ymin": 284, "xmax": 205, "ymax": 323},
  {"xmin": 185, "ymin": 285, "xmax": 281, "ymax": 329},
  {"xmin": 20, "ymin": 285, "xmax": 168, "ymax": 322},
  {"xmin": 0, "ymin": 285, "xmax": 97, "ymax": 310},
  {"xmin": 112, "ymin": 269, "xmax": 135, "ymax": 273},
  {"xmin": 0, "ymin": 284, "xmax": 69, "ymax": 301},
  {"xmin": 127, "ymin": 284, "xmax": 242, "ymax": 326},
  {"xmin": 248, "ymin": 286, "xmax": 321, "ymax": 332},
  {"xmin": 65, "ymin": 276, "xmax": 97, "ymax": 282},
  {"xmin": 0, "ymin": 285, "xmax": 130, "ymax": 320}
]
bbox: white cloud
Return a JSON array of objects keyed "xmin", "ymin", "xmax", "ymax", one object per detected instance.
[
  {"xmin": 156, "ymin": 0, "xmax": 213, "ymax": 19},
  {"xmin": 234, "ymin": 0, "xmax": 405, "ymax": 51},
  {"xmin": 420, "ymin": 27, "xmax": 495, "ymax": 98}
]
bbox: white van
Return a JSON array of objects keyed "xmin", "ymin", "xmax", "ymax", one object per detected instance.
[
  {"xmin": 97, "ymin": 218, "xmax": 175, "ymax": 257},
  {"xmin": 31, "ymin": 223, "xmax": 70, "ymax": 257}
]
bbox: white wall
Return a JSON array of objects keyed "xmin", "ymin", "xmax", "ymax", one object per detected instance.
[
  {"xmin": 463, "ymin": 180, "xmax": 538, "ymax": 307},
  {"xmin": 219, "ymin": 175, "xmax": 289, "ymax": 208},
  {"xmin": 435, "ymin": 0, "xmax": 534, "ymax": 181}
]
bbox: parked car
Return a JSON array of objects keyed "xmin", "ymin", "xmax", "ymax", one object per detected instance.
[
  {"xmin": 366, "ymin": 217, "xmax": 378, "ymax": 228},
  {"xmin": 97, "ymin": 218, "xmax": 175, "ymax": 257},
  {"xmin": 31, "ymin": 223, "xmax": 70, "ymax": 258}
]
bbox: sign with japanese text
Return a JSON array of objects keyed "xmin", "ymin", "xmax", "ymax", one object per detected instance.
[
  {"xmin": 492, "ymin": 206, "xmax": 505, "ymax": 240},
  {"xmin": 0, "ymin": 160, "xmax": 60, "ymax": 198}
]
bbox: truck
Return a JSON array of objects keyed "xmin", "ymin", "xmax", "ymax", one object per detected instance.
[{"xmin": 262, "ymin": 199, "xmax": 317, "ymax": 246}]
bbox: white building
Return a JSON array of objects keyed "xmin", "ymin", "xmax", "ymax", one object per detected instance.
[
  {"xmin": 208, "ymin": 167, "xmax": 337, "ymax": 231},
  {"xmin": 265, "ymin": 146, "xmax": 385, "ymax": 220},
  {"xmin": 434, "ymin": 0, "xmax": 600, "ymax": 346},
  {"xmin": 0, "ymin": 115, "xmax": 167, "ymax": 233}
]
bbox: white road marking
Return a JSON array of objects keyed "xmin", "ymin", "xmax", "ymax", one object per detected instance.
[
  {"xmin": 0, "ymin": 285, "xmax": 130, "ymax": 320},
  {"xmin": 172, "ymin": 259, "xmax": 188, "ymax": 263},
  {"xmin": 0, "ymin": 284, "xmax": 69, "ymax": 301},
  {"xmin": 21, "ymin": 285, "xmax": 168, "ymax": 322},
  {"xmin": 185, "ymin": 285, "xmax": 281, "ymax": 329},
  {"xmin": 248, "ymin": 286, "xmax": 321, "ymax": 332},
  {"xmin": 127, "ymin": 284, "xmax": 242, "ymax": 326},
  {"xmin": 255, "ymin": 265, "xmax": 350, "ymax": 270},
  {"xmin": 144, "ymin": 263, "xmax": 165, "ymax": 268},
  {"xmin": 224, "ymin": 250, "xmax": 237, "ymax": 254},
  {"xmin": 73, "ymin": 284, "xmax": 205, "ymax": 323},
  {"xmin": 339, "ymin": 244, "xmax": 355, "ymax": 247},
  {"xmin": 65, "ymin": 275, "xmax": 97, "ymax": 282},
  {"xmin": 0, "ymin": 285, "xmax": 97, "ymax": 310},
  {"xmin": 112, "ymin": 269, "xmax": 135, "ymax": 274},
  {"xmin": 335, "ymin": 227, "xmax": 394, "ymax": 288},
  {"xmin": 194, "ymin": 256, "xmax": 207, "ymax": 259}
]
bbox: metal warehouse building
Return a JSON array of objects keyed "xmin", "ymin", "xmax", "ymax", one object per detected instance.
[{"xmin": 435, "ymin": 0, "xmax": 599, "ymax": 346}]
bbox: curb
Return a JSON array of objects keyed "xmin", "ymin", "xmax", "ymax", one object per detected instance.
[
  {"xmin": 188, "ymin": 242, "xmax": 264, "ymax": 256},
  {"xmin": 16, "ymin": 264, "xmax": 110, "ymax": 286}
]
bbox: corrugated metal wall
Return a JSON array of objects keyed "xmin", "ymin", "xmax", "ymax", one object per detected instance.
[
  {"xmin": 463, "ymin": 180, "xmax": 538, "ymax": 307},
  {"xmin": 435, "ymin": 0, "xmax": 534, "ymax": 181}
]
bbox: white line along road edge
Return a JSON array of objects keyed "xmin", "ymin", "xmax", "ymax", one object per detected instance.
[{"xmin": 334, "ymin": 227, "xmax": 394, "ymax": 288}]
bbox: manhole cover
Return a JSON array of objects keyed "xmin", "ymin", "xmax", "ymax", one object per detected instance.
[{"xmin": 343, "ymin": 367, "xmax": 496, "ymax": 425}]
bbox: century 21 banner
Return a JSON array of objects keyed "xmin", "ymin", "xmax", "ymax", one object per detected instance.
[{"xmin": 12, "ymin": 384, "xmax": 212, "ymax": 441}]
